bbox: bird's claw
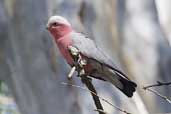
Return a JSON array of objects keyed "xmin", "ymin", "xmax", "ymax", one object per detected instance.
[
  {"xmin": 67, "ymin": 66, "xmax": 76, "ymax": 79},
  {"xmin": 68, "ymin": 46, "xmax": 79, "ymax": 56},
  {"xmin": 79, "ymin": 69, "xmax": 85, "ymax": 76},
  {"xmin": 67, "ymin": 45, "xmax": 87, "ymax": 79}
]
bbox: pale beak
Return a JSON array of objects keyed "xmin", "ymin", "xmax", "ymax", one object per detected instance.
[
  {"xmin": 46, "ymin": 24, "xmax": 49, "ymax": 30},
  {"xmin": 46, "ymin": 26, "xmax": 49, "ymax": 30}
]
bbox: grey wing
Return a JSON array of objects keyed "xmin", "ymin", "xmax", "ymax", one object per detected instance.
[
  {"xmin": 69, "ymin": 32, "xmax": 137, "ymax": 97},
  {"xmin": 69, "ymin": 32, "xmax": 129, "ymax": 79}
]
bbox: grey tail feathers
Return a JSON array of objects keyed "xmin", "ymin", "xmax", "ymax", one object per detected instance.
[
  {"xmin": 115, "ymin": 72, "xmax": 137, "ymax": 97},
  {"xmin": 103, "ymin": 64, "xmax": 137, "ymax": 97},
  {"xmin": 118, "ymin": 77, "xmax": 137, "ymax": 97}
]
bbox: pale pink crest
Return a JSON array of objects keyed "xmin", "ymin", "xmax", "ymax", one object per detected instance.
[{"xmin": 47, "ymin": 16, "xmax": 71, "ymax": 28}]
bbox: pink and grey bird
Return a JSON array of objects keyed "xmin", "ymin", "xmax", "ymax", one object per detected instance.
[{"xmin": 46, "ymin": 16, "xmax": 137, "ymax": 97}]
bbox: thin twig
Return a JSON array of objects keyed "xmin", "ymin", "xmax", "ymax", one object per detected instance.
[
  {"xmin": 143, "ymin": 81, "xmax": 171, "ymax": 89},
  {"xmin": 143, "ymin": 88, "xmax": 171, "ymax": 104},
  {"xmin": 60, "ymin": 82, "xmax": 132, "ymax": 114}
]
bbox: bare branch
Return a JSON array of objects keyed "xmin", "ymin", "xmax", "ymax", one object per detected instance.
[
  {"xmin": 94, "ymin": 109, "xmax": 108, "ymax": 114},
  {"xmin": 143, "ymin": 81, "xmax": 171, "ymax": 89},
  {"xmin": 61, "ymin": 82, "xmax": 132, "ymax": 114},
  {"xmin": 143, "ymin": 88, "xmax": 171, "ymax": 104},
  {"xmin": 80, "ymin": 75, "xmax": 106, "ymax": 114}
]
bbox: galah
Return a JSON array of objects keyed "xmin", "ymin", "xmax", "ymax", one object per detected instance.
[{"xmin": 46, "ymin": 16, "xmax": 137, "ymax": 97}]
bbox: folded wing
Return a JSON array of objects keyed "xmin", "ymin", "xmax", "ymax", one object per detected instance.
[{"xmin": 69, "ymin": 32, "xmax": 137, "ymax": 97}]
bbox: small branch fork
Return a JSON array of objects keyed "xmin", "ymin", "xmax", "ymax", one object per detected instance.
[
  {"xmin": 66, "ymin": 46, "xmax": 131, "ymax": 114},
  {"xmin": 143, "ymin": 81, "xmax": 171, "ymax": 104},
  {"xmin": 143, "ymin": 81, "xmax": 171, "ymax": 89}
]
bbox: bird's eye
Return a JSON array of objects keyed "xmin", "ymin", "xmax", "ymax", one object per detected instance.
[{"xmin": 52, "ymin": 22, "xmax": 58, "ymax": 26}]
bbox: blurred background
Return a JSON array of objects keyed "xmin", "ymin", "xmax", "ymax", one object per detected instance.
[{"xmin": 0, "ymin": 0, "xmax": 171, "ymax": 114}]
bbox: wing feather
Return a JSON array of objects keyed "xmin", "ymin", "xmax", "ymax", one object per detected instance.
[{"xmin": 69, "ymin": 32, "xmax": 129, "ymax": 80}]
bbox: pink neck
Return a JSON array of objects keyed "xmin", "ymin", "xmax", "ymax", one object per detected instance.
[
  {"xmin": 49, "ymin": 25, "xmax": 74, "ymax": 65},
  {"xmin": 55, "ymin": 31, "xmax": 73, "ymax": 65},
  {"xmin": 52, "ymin": 26, "xmax": 72, "ymax": 39}
]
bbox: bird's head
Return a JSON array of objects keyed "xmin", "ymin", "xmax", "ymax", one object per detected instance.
[{"xmin": 46, "ymin": 16, "xmax": 72, "ymax": 38}]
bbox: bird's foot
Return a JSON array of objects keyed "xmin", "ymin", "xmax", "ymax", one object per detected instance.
[{"xmin": 67, "ymin": 66, "xmax": 76, "ymax": 80}]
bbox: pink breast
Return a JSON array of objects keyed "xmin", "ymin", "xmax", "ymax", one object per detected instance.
[
  {"xmin": 56, "ymin": 37, "xmax": 74, "ymax": 65},
  {"xmin": 56, "ymin": 37, "xmax": 94, "ymax": 74}
]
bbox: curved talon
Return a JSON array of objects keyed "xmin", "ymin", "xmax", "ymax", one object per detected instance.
[
  {"xmin": 67, "ymin": 45, "xmax": 88, "ymax": 79},
  {"xmin": 68, "ymin": 46, "xmax": 79, "ymax": 56},
  {"xmin": 79, "ymin": 69, "xmax": 86, "ymax": 76},
  {"xmin": 80, "ymin": 59, "xmax": 87, "ymax": 66}
]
